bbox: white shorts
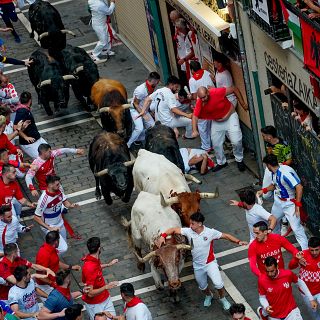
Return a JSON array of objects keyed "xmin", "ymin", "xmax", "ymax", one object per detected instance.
[
  {"xmin": 85, "ymin": 297, "xmax": 116, "ymax": 320},
  {"xmin": 194, "ymin": 260, "xmax": 224, "ymax": 291},
  {"xmin": 269, "ymin": 307, "xmax": 303, "ymax": 320}
]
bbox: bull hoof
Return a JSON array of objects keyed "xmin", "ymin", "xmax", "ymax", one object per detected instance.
[
  {"xmin": 137, "ymin": 262, "xmax": 145, "ymax": 272},
  {"xmin": 156, "ymin": 284, "xmax": 165, "ymax": 291},
  {"xmin": 95, "ymin": 191, "xmax": 101, "ymax": 200},
  {"xmin": 170, "ymin": 295, "xmax": 180, "ymax": 303},
  {"xmin": 104, "ymin": 198, "xmax": 113, "ymax": 205}
]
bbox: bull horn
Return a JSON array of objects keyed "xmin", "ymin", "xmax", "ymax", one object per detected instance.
[
  {"xmin": 134, "ymin": 251, "xmax": 156, "ymax": 263},
  {"xmin": 160, "ymin": 192, "xmax": 179, "ymax": 207},
  {"xmin": 123, "ymin": 159, "xmax": 135, "ymax": 167},
  {"xmin": 121, "ymin": 104, "xmax": 131, "ymax": 109},
  {"xmin": 176, "ymin": 244, "xmax": 192, "ymax": 250},
  {"xmin": 99, "ymin": 107, "xmax": 110, "ymax": 113},
  {"xmin": 62, "ymin": 74, "xmax": 77, "ymax": 80},
  {"xmin": 94, "ymin": 169, "xmax": 109, "ymax": 177},
  {"xmin": 199, "ymin": 187, "xmax": 219, "ymax": 199},
  {"xmin": 60, "ymin": 29, "xmax": 76, "ymax": 37},
  {"xmin": 184, "ymin": 174, "xmax": 202, "ymax": 184},
  {"xmin": 38, "ymin": 79, "xmax": 52, "ymax": 87},
  {"xmin": 38, "ymin": 32, "xmax": 49, "ymax": 40},
  {"xmin": 75, "ymin": 66, "xmax": 84, "ymax": 73}
]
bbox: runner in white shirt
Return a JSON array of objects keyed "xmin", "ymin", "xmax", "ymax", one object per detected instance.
[
  {"xmin": 33, "ymin": 175, "xmax": 79, "ymax": 255},
  {"xmin": 104, "ymin": 283, "xmax": 152, "ymax": 320},
  {"xmin": 229, "ymin": 189, "xmax": 277, "ymax": 242},
  {"xmin": 257, "ymin": 154, "xmax": 308, "ymax": 250},
  {"xmin": 189, "ymin": 61, "xmax": 215, "ymax": 151},
  {"xmin": 138, "ymin": 76, "xmax": 193, "ymax": 138},
  {"xmin": 9, "ymin": 265, "xmax": 47, "ymax": 320},
  {"xmin": 0, "ymin": 205, "xmax": 32, "ymax": 255},
  {"xmin": 157, "ymin": 212, "xmax": 247, "ymax": 310},
  {"xmin": 127, "ymin": 72, "xmax": 160, "ymax": 148}
]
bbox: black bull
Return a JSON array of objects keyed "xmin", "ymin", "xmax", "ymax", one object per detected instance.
[
  {"xmin": 145, "ymin": 122, "xmax": 185, "ymax": 173},
  {"xmin": 89, "ymin": 132, "xmax": 134, "ymax": 205}
]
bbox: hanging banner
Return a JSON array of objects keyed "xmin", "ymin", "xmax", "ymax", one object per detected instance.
[
  {"xmin": 252, "ymin": 0, "xmax": 270, "ymax": 24},
  {"xmin": 301, "ymin": 19, "xmax": 320, "ymax": 79}
]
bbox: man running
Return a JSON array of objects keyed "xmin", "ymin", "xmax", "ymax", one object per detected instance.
[
  {"xmin": 33, "ymin": 175, "xmax": 79, "ymax": 255},
  {"xmin": 248, "ymin": 221, "xmax": 300, "ymax": 277},
  {"xmin": 257, "ymin": 256, "xmax": 316, "ymax": 320},
  {"xmin": 157, "ymin": 212, "xmax": 247, "ymax": 310},
  {"xmin": 289, "ymin": 236, "xmax": 320, "ymax": 319},
  {"xmin": 256, "ymin": 154, "xmax": 308, "ymax": 249}
]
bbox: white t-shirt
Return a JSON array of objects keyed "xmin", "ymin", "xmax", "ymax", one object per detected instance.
[
  {"xmin": 133, "ymin": 83, "xmax": 149, "ymax": 109},
  {"xmin": 125, "ymin": 303, "xmax": 152, "ymax": 320},
  {"xmin": 272, "ymin": 165, "xmax": 301, "ymax": 199},
  {"xmin": 215, "ymin": 70, "xmax": 237, "ymax": 106},
  {"xmin": 0, "ymin": 216, "xmax": 25, "ymax": 253},
  {"xmin": 35, "ymin": 190, "xmax": 67, "ymax": 228},
  {"xmin": 175, "ymin": 32, "xmax": 192, "ymax": 72},
  {"xmin": 8, "ymin": 279, "xmax": 39, "ymax": 320},
  {"xmin": 245, "ymin": 204, "xmax": 271, "ymax": 241},
  {"xmin": 189, "ymin": 70, "xmax": 214, "ymax": 94},
  {"xmin": 88, "ymin": 0, "xmax": 115, "ymax": 25},
  {"xmin": 150, "ymin": 87, "xmax": 177, "ymax": 125},
  {"xmin": 181, "ymin": 226, "xmax": 222, "ymax": 269}
]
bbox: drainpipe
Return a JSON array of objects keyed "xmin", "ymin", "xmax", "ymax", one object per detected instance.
[
  {"xmin": 234, "ymin": 2, "xmax": 264, "ymax": 178},
  {"xmin": 148, "ymin": 0, "xmax": 170, "ymax": 81}
]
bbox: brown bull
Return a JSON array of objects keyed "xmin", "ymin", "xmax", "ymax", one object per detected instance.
[{"xmin": 91, "ymin": 79, "xmax": 133, "ymax": 141}]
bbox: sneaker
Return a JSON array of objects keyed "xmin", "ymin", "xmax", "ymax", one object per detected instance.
[
  {"xmin": 219, "ymin": 297, "xmax": 231, "ymax": 310},
  {"xmin": 212, "ymin": 162, "xmax": 228, "ymax": 172},
  {"xmin": 237, "ymin": 161, "xmax": 246, "ymax": 172},
  {"xmin": 203, "ymin": 295, "xmax": 212, "ymax": 307},
  {"xmin": 102, "ymin": 49, "xmax": 115, "ymax": 56},
  {"xmin": 257, "ymin": 307, "xmax": 268, "ymax": 320},
  {"xmin": 281, "ymin": 223, "xmax": 289, "ymax": 236},
  {"xmin": 90, "ymin": 53, "xmax": 107, "ymax": 63}
]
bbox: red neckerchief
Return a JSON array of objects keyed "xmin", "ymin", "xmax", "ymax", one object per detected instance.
[
  {"xmin": 193, "ymin": 69, "xmax": 205, "ymax": 80},
  {"xmin": 55, "ymin": 286, "xmax": 72, "ymax": 301},
  {"xmin": 300, "ymin": 113, "xmax": 308, "ymax": 122},
  {"xmin": 217, "ymin": 67, "xmax": 226, "ymax": 73},
  {"xmin": 145, "ymin": 80, "xmax": 155, "ymax": 95},
  {"xmin": 124, "ymin": 296, "xmax": 143, "ymax": 312},
  {"xmin": 15, "ymin": 103, "xmax": 30, "ymax": 111}
]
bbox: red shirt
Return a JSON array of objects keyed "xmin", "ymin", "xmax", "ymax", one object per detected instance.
[
  {"xmin": 194, "ymin": 87, "xmax": 232, "ymax": 120},
  {"xmin": 81, "ymin": 255, "xmax": 109, "ymax": 304},
  {"xmin": 258, "ymin": 269, "xmax": 298, "ymax": 318},
  {"xmin": 0, "ymin": 1, "xmax": 14, "ymax": 4},
  {"xmin": 0, "ymin": 134, "xmax": 17, "ymax": 155},
  {"xmin": 0, "ymin": 256, "xmax": 32, "ymax": 300},
  {"xmin": 35, "ymin": 242, "xmax": 59, "ymax": 285},
  {"xmin": 35, "ymin": 157, "xmax": 56, "ymax": 191},
  {"xmin": 289, "ymin": 249, "xmax": 320, "ymax": 295},
  {"xmin": 248, "ymin": 234, "xmax": 298, "ymax": 277},
  {"xmin": 0, "ymin": 178, "xmax": 24, "ymax": 206}
]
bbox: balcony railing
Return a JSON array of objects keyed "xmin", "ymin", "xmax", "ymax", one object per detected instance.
[{"xmin": 248, "ymin": 0, "xmax": 291, "ymax": 41}]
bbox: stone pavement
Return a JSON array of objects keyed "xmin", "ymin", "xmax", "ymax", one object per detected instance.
[{"xmin": 1, "ymin": 1, "xmax": 311, "ymax": 319}]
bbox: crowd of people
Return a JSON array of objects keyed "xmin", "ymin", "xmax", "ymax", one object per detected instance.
[{"xmin": 0, "ymin": 1, "xmax": 317, "ymax": 320}]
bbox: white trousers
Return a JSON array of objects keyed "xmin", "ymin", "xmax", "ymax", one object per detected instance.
[
  {"xmin": 210, "ymin": 113, "xmax": 243, "ymax": 165},
  {"xmin": 301, "ymin": 292, "xmax": 320, "ymax": 320},
  {"xmin": 20, "ymin": 137, "xmax": 47, "ymax": 159},
  {"xmin": 262, "ymin": 167, "xmax": 274, "ymax": 200},
  {"xmin": 92, "ymin": 22, "xmax": 111, "ymax": 57},
  {"xmin": 268, "ymin": 307, "xmax": 303, "ymax": 320},
  {"xmin": 198, "ymin": 119, "xmax": 212, "ymax": 151},
  {"xmin": 41, "ymin": 224, "xmax": 68, "ymax": 255},
  {"xmin": 85, "ymin": 297, "xmax": 116, "ymax": 320},
  {"xmin": 271, "ymin": 197, "xmax": 308, "ymax": 250},
  {"xmin": 127, "ymin": 109, "xmax": 154, "ymax": 148},
  {"xmin": 165, "ymin": 116, "xmax": 192, "ymax": 138},
  {"xmin": 194, "ymin": 260, "xmax": 224, "ymax": 291}
]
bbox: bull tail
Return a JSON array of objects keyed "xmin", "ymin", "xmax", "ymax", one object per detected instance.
[{"xmin": 120, "ymin": 216, "xmax": 134, "ymax": 248}]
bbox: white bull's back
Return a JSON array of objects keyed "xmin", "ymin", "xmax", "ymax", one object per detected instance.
[
  {"xmin": 131, "ymin": 191, "xmax": 181, "ymax": 248},
  {"xmin": 133, "ymin": 149, "xmax": 190, "ymax": 198}
]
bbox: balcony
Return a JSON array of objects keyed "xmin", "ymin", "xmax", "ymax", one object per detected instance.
[{"xmin": 248, "ymin": 0, "xmax": 291, "ymax": 41}]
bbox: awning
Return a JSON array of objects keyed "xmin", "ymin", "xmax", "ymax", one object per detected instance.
[{"xmin": 167, "ymin": 0, "xmax": 230, "ymax": 50}]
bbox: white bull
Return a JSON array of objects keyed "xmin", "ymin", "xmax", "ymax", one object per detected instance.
[
  {"xmin": 132, "ymin": 149, "xmax": 219, "ymax": 225},
  {"xmin": 122, "ymin": 191, "xmax": 191, "ymax": 291}
]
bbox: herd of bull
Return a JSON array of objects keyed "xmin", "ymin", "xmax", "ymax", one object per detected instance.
[{"xmin": 26, "ymin": 0, "xmax": 220, "ymax": 299}]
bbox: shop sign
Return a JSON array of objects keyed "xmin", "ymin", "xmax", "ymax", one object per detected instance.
[
  {"xmin": 252, "ymin": 0, "xmax": 270, "ymax": 25},
  {"xmin": 264, "ymin": 51, "xmax": 318, "ymax": 111},
  {"xmin": 166, "ymin": 0, "xmax": 221, "ymax": 51}
]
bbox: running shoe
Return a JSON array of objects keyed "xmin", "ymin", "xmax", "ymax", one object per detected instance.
[
  {"xmin": 203, "ymin": 295, "xmax": 212, "ymax": 307},
  {"xmin": 219, "ymin": 297, "xmax": 231, "ymax": 310}
]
